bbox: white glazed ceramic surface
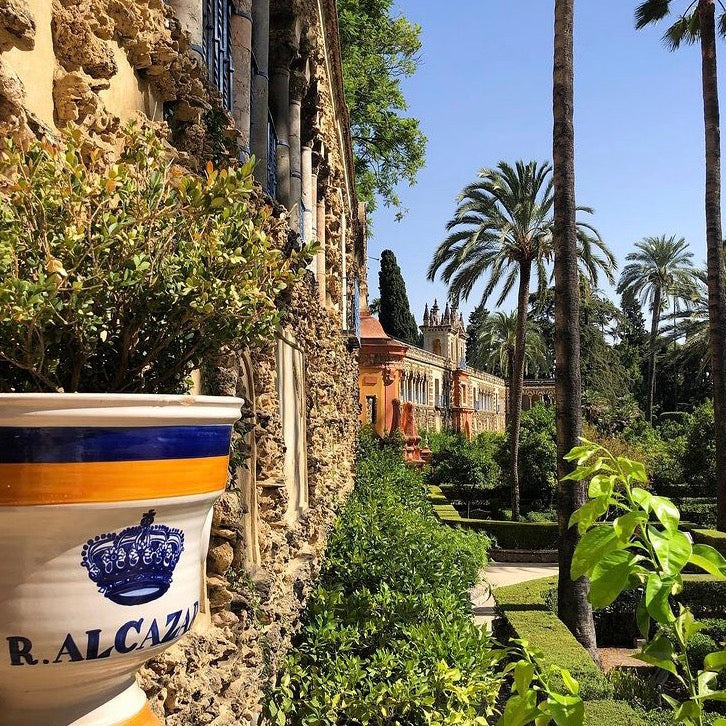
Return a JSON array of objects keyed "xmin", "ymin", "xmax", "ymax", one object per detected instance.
[{"xmin": 0, "ymin": 395, "xmax": 242, "ymax": 726}]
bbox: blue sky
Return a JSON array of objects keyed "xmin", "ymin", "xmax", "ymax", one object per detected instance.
[{"xmin": 367, "ymin": 1, "xmax": 713, "ymax": 324}]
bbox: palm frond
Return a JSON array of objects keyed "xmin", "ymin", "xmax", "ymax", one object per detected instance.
[{"xmin": 635, "ymin": 0, "xmax": 672, "ymax": 29}]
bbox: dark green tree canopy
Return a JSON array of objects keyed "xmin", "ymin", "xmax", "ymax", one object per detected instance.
[
  {"xmin": 337, "ymin": 0, "xmax": 426, "ymax": 214},
  {"xmin": 378, "ymin": 249, "xmax": 421, "ymax": 346}
]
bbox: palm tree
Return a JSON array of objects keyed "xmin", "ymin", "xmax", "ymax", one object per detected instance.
[
  {"xmin": 475, "ymin": 311, "xmax": 547, "ymax": 383},
  {"xmin": 553, "ymin": 0, "xmax": 599, "ymax": 662},
  {"xmin": 635, "ymin": 0, "xmax": 726, "ymax": 529},
  {"xmin": 617, "ymin": 235, "xmax": 697, "ymax": 422},
  {"xmin": 428, "ymin": 160, "xmax": 614, "ymax": 521}
]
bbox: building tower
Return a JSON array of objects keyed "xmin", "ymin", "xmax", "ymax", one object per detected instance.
[{"xmin": 420, "ymin": 299, "xmax": 467, "ymax": 366}]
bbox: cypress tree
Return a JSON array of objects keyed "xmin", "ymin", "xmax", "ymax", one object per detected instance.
[{"xmin": 378, "ymin": 249, "xmax": 421, "ymax": 346}]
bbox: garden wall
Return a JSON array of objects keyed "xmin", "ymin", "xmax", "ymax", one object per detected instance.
[{"xmin": 0, "ymin": 1, "xmax": 362, "ymax": 723}]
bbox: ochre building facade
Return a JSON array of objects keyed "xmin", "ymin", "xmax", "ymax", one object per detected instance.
[
  {"xmin": 360, "ymin": 300, "xmax": 555, "ymax": 439},
  {"xmin": 1, "ymin": 0, "xmax": 363, "ymax": 723},
  {"xmin": 360, "ymin": 301, "xmax": 507, "ymax": 439}
]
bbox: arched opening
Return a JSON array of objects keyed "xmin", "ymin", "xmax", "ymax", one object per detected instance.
[
  {"xmin": 432, "ymin": 338, "xmax": 442, "ymax": 356},
  {"xmin": 276, "ymin": 333, "xmax": 309, "ymax": 525},
  {"xmin": 236, "ymin": 353, "xmax": 261, "ymax": 567}
]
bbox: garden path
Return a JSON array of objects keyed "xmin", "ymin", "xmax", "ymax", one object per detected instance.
[{"xmin": 470, "ymin": 562, "xmax": 558, "ymax": 630}]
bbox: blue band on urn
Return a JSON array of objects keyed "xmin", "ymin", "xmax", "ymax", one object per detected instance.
[{"xmin": 0, "ymin": 425, "xmax": 233, "ymax": 463}]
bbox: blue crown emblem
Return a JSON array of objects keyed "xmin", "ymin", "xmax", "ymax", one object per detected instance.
[{"xmin": 81, "ymin": 510, "xmax": 184, "ymax": 606}]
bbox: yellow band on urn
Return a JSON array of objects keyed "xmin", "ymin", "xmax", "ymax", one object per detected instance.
[{"xmin": 0, "ymin": 456, "xmax": 230, "ymax": 505}]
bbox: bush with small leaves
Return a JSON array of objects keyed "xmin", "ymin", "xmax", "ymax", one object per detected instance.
[{"xmin": 0, "ymin": 124, "xmax": 308, "ymax": 393}]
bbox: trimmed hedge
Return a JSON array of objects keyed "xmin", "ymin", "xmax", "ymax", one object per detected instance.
[
  {"xmin": 584, "ymin": 700, "xmax": 650, "ymax": 725},
  {"xmin": 495, "ymin": 577, "xmax": 653, "ymax": 724},
  {"xmin": 448, "ymin": 519, "xmax": 558, "ymax": 550},
  {"xmin": 493, "ymin": 576, "xmax": 612, "ymax": 700},
  {"xmin": 593, "ymin": 574, "xmax": 726, "ymax": 646},
  {"xmin": 429, "ymin": 485, "xmax": 559, "ymax": 550},
  {"xmin": 681, "ymin": 574, "xmax": 726, "ymax": 618}
]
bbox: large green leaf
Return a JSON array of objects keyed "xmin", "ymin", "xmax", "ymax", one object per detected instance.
[
  {"xmin": 513, "ymin": 660, "xmax": 535, "ymax": 695},
  {"xmin": 634, "ymin": 632, "xmax": 677, "ymax": 675},
  {"xmin": 568, "ymin": 497, "xmax": 609, "ymax": 533},
  {"xmin": 613, "ymin": 511, "xmax": 647, "ymax": 542},
  {"xmin": 495, "ymin": 689, "xmax": 539, "ymax": 726},
  {"xmin": 545, "ymin": 693, "xmax": 584, "ymax": 726},
  {"xmin": 649, "ymin": 528, "xmax": 692, "ymax": 576},
  {"xmin": 645, "ymin": 573, "xmax": 675, "ymax": 623},
  {"xmin": 689, "ymin": 544, "xmax": 726, "ymax": 579},
  {"xmin": 704, "ymin": 650, "xmax": 726, "ymax": 672},
  {"xmin": 571, "ymin": 526, "xmax": 620, "ymax": 580},
  {"xmin": 650, "ymin": 496, "xmax": 680, "ymax": 534},
  {"xmin": 588, "ymin": 550, "xmax": 639, "ymax": 609}
]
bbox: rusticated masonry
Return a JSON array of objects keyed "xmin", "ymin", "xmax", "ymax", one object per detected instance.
[
  {"xmin": 1, "ymin": 0, "xmax": 363, "ymax": 723},
  {"xmin": 0, "ymin": 0, "xmax": 234, "ymax": 160}
]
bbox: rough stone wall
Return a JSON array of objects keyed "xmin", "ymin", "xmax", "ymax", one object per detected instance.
[
  {"xmin": 1, "ymin": 0, "xmax": 361, "ymax": 723},
  {"xmin": 0, "ymin": 0, "xmax": 233, "ymax": 160},
  {"xmin": 139, "ymin": 255, "xmax": 358, "ymax": 724}
]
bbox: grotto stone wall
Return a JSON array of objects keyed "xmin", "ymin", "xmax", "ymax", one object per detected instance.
[
  {"xmin": 0, "ymin": 0, "xmax": 234, "ymax": 160},
  {"xmin": 0, "ymin": 0, "xmax": 361, "ymax": 723}
]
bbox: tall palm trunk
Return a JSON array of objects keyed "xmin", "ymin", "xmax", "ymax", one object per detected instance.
[
  {"xmin": 646, "ymin": 287, "xmax": 661, "ymax": 424},
  {"xmin": 553, "ymin": 0, "xmax": 599, "ymax": 661},
  {"xmin": 509, "ymin": 262, "xmax": 531, "ymax": 522},
  {"xmin": 699, "ymin": 0, "xmax": 726, "ymax": 531}
]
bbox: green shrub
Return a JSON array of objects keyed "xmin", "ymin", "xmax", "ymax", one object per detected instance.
[
  {"xmin": 265, "ymin": 428, "xmax": 505, "ymax": 725},
  {"xmin": 682, "ymin": 401, "xmax": 716, "ymax": 496},
  {"xmin": 524, "ymin": 509, "xmax": 557, "ymax": 523},
  {"xmin": 584, "ymin": 699, "xmax": 654, "ymax": 725},
  {"xmin": 675, "ymin": 499, "xmax": 717, "ymax": 528},
  {"xmin": 609, "ymin": 668, "xmax": 664, "ymax": 711},
  {"xmin": 441, "ymin": 519, "xmax": 558, "ymax": 550},
  {"xmin": 0, "ymin": 125, "xmax": 306, "ymax": 393},
  {"xmin": 505, "ymin": 403, "xmax": 557, "ymax": 506},
  {"xmin": 428, "ymin": 433, "xmax": 501, "ymax": 517}
]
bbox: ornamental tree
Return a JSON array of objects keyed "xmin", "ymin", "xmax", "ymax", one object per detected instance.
[{"xmin": 377, "ymin": 249, "xmax": 420, "ymax": 346}]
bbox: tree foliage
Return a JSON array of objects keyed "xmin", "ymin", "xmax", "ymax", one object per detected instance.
[
  {"xmin": 378, "ymin": 249, "xmax": 421, "ymax": 345},
  {"xmin": 337, "ymin": 0, "xmax": 426, "ymax": 214}
]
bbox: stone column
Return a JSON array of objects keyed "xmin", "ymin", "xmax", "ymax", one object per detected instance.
[
  {"xmin": 269, "ymin": 59, "xmax": 291, "ymax": 207},
  {"xmin": 316, "ymin": 195, "xmax": 326, "ymax": 305},
  {"xmin": 170, "ymin": 0, "xmax": 204, "ymax": 59},
  {"xmin": 251, "ymin": 0, "xmax": 270, "ymax": 187},
  {"xmin": 289, "ymin": 70, "xmax": 305, "ymax": 225},
  {"xmin": 231, "ymin": 1, "xmax": 253, "ymax": 157},
  {"xmin": 311, "ymin": 164, "xmax": 318, "ymax": 242},
  {"xmin": 301, "ymin": 144, "xmax": 314, "ymax": 244}
]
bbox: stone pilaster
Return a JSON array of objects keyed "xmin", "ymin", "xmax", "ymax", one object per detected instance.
[{"xmin": 316, "ymin": 196, "xmax": 326, "ymax": 305}]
